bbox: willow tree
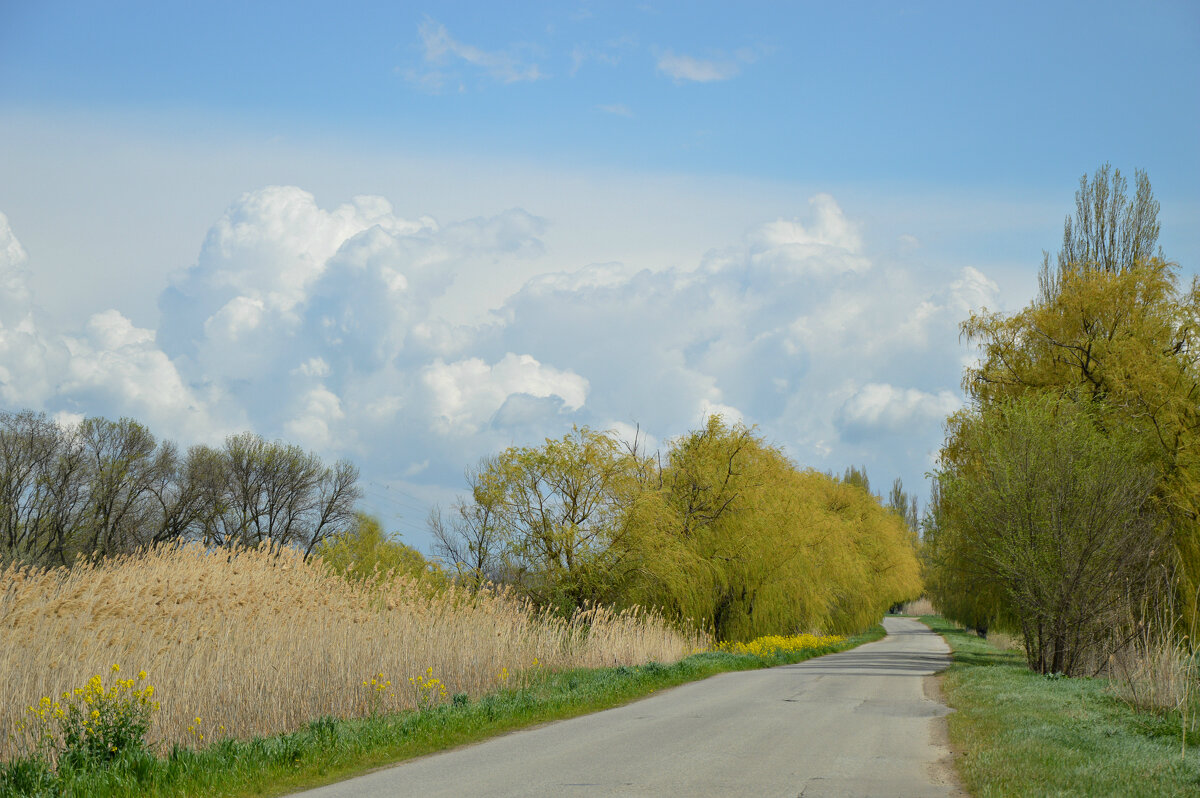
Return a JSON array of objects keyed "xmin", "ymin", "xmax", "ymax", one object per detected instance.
[
  {"xmin": 437, "ymin": 417, "xmax": 924, "ymax": 639},
  {"xmin": 922, "ymin": 474, "xmax": 1009, "ymax": 636},
  {"xmin": 808, "ymin": 471, "xmax": 923, "ymax": 633},
  {"xmin": 958, "ymin": 165, "xmax": 1200, "ymax": 628},
  {"xmin": 654, "ymin": 417, "xmax": 811, "ymax": 640},
  {"xmin": 317, "ymin": 511, "xmax": 447, "ymax": 588},
  {"xmin": 454, "ymin": 426, "xmax": 650, "ymax": 613},
  {"xmin": 618, "ymin": 417, "xmax": 921, "ymax": 640}
]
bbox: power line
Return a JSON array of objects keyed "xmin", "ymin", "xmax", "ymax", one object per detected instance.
[{"xmin": 359, "ymin": 484, "xmax": 431, "ymax": 512}]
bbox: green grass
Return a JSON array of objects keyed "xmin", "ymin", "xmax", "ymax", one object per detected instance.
[
  {"xmin": 921, "ymin": 615, "xmax": 1200, "ymax": 798},
  {"xmin": 1, "ymin": 625, "xmax": 885, "ymax": 798}
]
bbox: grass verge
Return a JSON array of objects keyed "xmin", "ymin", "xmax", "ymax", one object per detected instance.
[
  {"xmin": 921, "ymin": 615, "xmax": 1200, "ymax": 798},
  {"xmin": 2, "ymin": 625, "xmax": 886, "ymax": 798}
]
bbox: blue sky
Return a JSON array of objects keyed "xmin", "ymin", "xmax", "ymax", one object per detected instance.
[
  {"xmin": 0, "ymin": 2, "xmax": 1197, "ymax": 545},
  {"xmin": 3, "ymin": 1, "xmax": 1197, "ymax": 186}
]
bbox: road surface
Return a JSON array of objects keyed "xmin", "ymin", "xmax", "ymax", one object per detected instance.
[{"xmin": 293, "ymin": 616, "xmax": 957, "ymax": 797}]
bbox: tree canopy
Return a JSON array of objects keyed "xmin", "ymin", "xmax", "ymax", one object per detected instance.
[
  {"xmin": 435, "ymin": 417, "xmax": 923, "ymax": 641},
  {"xmin": 316, "ymin": 511, "xmax": 447, "ymax": 588},
  {"xmin": 0, "ymin": 410, "xmax": 360, "ymax": 567},
  {"xmin": 929, "ymin": 164, "xmax": 1199, "ymax": 657},
  {"xmin": 929, "ymin": 394, "xmax": 1168, "ymax": 674}
]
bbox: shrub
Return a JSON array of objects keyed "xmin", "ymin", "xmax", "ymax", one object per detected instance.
[{"xmin": 929, "ymin": 393, "xmax": 1171, "ymax": 675}]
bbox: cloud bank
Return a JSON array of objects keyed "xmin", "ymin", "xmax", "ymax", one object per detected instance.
[{"xmin": 0, "ymin": 189, "xmax": 994, "ymax": 544}]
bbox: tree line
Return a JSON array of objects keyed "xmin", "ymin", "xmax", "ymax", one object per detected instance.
[
  {"xmin": 431, "ymin": 417, "xmax": 922, "ymax": 641},
  {"xmin": 925, "ymin": 164, "xmax": 1197, "ymax": 675},
  {"xmin": 1, "ymin": 407, "xmax": 921, "ymax": 643},
  {"xmin": 0, "ymin": 410, "xmax": 360, "ymax": 567}
]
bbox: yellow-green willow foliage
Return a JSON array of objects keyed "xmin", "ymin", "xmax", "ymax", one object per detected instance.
[
  {"xmin": 919, "ymin": 472, "xmax": 1009, "ymax": 636},
  {"xmin": 927, "ymin": 166, "xmax": 1200, "ymax": 639},
  {"xmin": 619, "ymin": 418, "xmax": 921, "ymax": 640},
  {"xmin": 315, "ymin": 512, "xmax": 448, "ymax": 590},
  {"xmin": 443, "ymin": 418, "xmax": 922, "ymax": 642},
  {"xmin": 959, "ymin": 258, "xmax": 1200, "ymax": 625},
  {"xmin": 927, "ymin": 395, "xmax": 1169, "ymax": 675},
  {"xmin": 449, "ymin": 427, "xmax": 650, "ymax": 615}
]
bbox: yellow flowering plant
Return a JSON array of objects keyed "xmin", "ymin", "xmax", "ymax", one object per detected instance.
[
  {"xmin": 716, "ymin": 633, "xmax": 844, "ymax": 658},
  {"xmin": 360, "ymin": 672, "xmax": 395, "ymax": 715},
  {"xmin": 17, "ymin": 665, "xmax": 159, "ymax": 766},
  {"xmin": 408, "ymin": 667, "xmax": 448, "ymax": 710}
]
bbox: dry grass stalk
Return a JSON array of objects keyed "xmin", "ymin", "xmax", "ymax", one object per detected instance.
[
  {"xmin": 1107, "ymin": 627, "xmax": 1199, "ymax": 717},
  {"xmin": 1, "ymin": 544, "xmax": 707, "ymax": 761},
  {"xmin": 1101, "ymin": 588, "xmax": 1200, "ymax": 759}
]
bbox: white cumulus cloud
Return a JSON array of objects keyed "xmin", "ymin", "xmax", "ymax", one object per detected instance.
[
  {"xmin": 60, "ymin": 310, "xmax": 220, "ymax": 441},
  {"xmin": 285, "ymin": 385, "xmax": 346, "ymax": 450},
  {"xmin": 0, "ymin": 185, "xmax": 1002, "ymax": 550},
  {"xmin": 836, "ymin": 383, "xmax": 962, "ymax": 438},
  {"xmin": 0, "ymin": 213, "xmax": 57, "ymax": 407},
  {"xmin": 422, "ymin": 353, "xmax": 589, "ymax": 435}
]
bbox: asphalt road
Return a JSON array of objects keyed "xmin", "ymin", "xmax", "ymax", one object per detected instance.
[{"xmin": 293, "ymin": 616, "xmax": 957, "ymax": 797}]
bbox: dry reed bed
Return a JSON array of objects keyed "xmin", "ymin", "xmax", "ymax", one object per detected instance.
[
  {"xmin": 1105, "ymin": 620, "xmax": 1200, "ymax": 721},
  {"xmin": 0, "ymin": 544, "xmax": 707, "ymax": 760},
  {"xmin": 898, "ymin": 597, "xmax": 936, "ymax": 616}
]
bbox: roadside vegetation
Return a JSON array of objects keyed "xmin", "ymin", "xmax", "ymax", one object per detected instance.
[
  {"xmin": 431, "ymin": 416, "xmax": 922, "ymax": 640},
  {"xmin": 924, "ymin": 615, "xmax": 1200, "ymax": 797},
  {"xmin": 1, "ymin": 418, "xmax": 917, "ymax": 795},
  {"xmin": 0, "ymin": 543, "xmax": 704, "ymax": 765},
  {"xmin": 1, "ymin": 409, "xmax": 921, "ymax": 646},
  {"xmin": 925, "ymin": 164, "xmax": 1199, "ymax": 684},
  {"xmin": 1, "ymin": 614, "xmax": 882, "ymax": 797},
  {"xmin": 919, "ymin": 164, "xmax": 1200, "ymax": 792}
]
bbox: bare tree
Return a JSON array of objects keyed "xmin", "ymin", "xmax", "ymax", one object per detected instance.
[
  {"xmin": 0, "ymin": 410, "xmax": 60, "ymax": 562},
  {"xmin": 205, "ymin": 432, "xmax": 359, "ymax": 555},
  {"xmin": 303, "ymin": 459, "xmax": 361, "ymax": 558},
  {"xmin": 429, "ymin": 457, "xmax": 506, "ymax": 590},
  {"xmin": 0, "ymin": 411, "xmax": 93, "ymax": 566},
  {"xmin": 141, "ymin": 442, "xmax": 220, "ymax": 548},
  {"xmin": 78, "ymin": 416, "xmax": 164, "ymax": 556},
  {"xmin": 0, "ymin": 410, "xmax": 362, "ymax": 565}
]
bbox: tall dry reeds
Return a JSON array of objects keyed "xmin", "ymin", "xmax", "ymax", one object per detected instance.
[
  {"xmin": 1108, "ymin": 631, "xmax": 1198, "ymax": 716},
  {"xmin": 898, "ymin": 597, "xmax": 936, "ymax": 616},
  {"xmin": 1, "ymin": 544, "xmax": 707, "ymax": 760}
]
